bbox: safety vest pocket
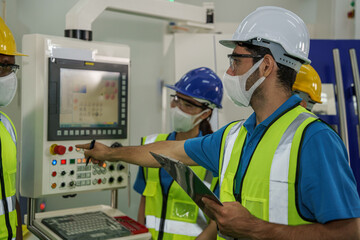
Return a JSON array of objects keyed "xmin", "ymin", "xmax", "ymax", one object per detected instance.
[
  {"xmin": 170, "ymin": 199, "xmax": 198, "ymax": 222},
  {"xmin": 143, "ymin": 181, "xmax": 158, "ymax": 197},
  {"xmin": 6, "ymin": 169, "xmax": 16, "ymax": 196},
  {"xmin": 242, "ymin": 196, "xmax": 267, "ymax": 220}
]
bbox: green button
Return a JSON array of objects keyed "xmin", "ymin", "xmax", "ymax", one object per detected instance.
[{"xmin": 70, "ymin": 159, "xmax": 75, "ymax": 164}]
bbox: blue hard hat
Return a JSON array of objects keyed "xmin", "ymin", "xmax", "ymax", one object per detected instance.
[{"xmin": 166, "ymin": 67, "xmax": 223, "ymax": 108}]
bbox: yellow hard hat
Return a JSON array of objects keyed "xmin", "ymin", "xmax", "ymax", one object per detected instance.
[
  {"xmin": 0, "ymin": 17, "xmax": 26, "ymax": 56},
  {"xmin": 293, "ymin": 64, "xmax": 322, "ymax": 103}
]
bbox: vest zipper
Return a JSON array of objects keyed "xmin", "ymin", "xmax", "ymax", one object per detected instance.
[{"xmin": 0, "ymin": 137, "xmax": 13, "ymax": 239}]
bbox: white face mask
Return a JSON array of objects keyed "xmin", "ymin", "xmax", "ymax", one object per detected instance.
[
  {"xmin": 170, "ymin": 106, "xmax": 209, "ymax": 132},
  {"xmin": 0, "ymin": 72, "xmax": 17, "ymax": 107},
  {"xmin": 223, "ymin": 58, "xmax": 265, "ymax": 107}
]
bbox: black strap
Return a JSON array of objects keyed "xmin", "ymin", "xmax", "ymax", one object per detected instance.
[{"xmin": 0, "ymin": 137, "xmax": 13, "ymax": 239}]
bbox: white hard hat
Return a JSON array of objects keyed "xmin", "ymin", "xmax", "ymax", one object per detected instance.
[{"xmin": 220, "ymin": 6, "xmax": 311, "ymax": 71}]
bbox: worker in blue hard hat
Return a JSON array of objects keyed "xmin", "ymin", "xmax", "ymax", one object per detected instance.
[{"xmin": 133, "ymin": 67, "xmax": 223, "ymax": 239}]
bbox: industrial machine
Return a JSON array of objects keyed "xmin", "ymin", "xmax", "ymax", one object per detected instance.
[{"xmin": 20, "ymin": 34, "xmax": 150, "ymax": 239}]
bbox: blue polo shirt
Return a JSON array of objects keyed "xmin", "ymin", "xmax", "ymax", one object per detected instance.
[
  {"xmin": 133, "ymin": 131, "xmax": 219, "ymax": 196},
  {"xmin": 184, "ymin": 95, "xmax": 360, "ymax": 224}
]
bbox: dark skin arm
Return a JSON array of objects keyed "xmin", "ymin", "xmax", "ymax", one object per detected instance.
[
  {"xmin": 137, "ymin": 196, "xmax": 145, "ymax": 225},
  {"xmin": 202, "ymin": 197, "xmax": 360, "ymax": 240},
  {"xmin": 16, "ymin": 199, "xmax": 23, "ymax": 240},
  {"xmin": 196, "ymin": 220, "xmax": 217, "ymax": 240},
  {"xmin": 76, "ymin": 140, "xmax": 197, "ymax": 167}
]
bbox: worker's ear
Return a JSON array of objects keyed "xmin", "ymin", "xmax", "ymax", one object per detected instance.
[
  {"xmin": 261, "ymin": 54, "xmax": 275, "ymax": 78},
  {"xmin": 200, "ymin": 109, "xmax": 212, "ymax": 120}
]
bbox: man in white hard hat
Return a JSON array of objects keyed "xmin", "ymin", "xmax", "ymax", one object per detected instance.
[
  {"xmin": 0, "ymin": 16, "xmax": 25, "ymax": 240},
  {"xmin": 77, "ymin": 6, "xmax": 360, "ymax": 239}
]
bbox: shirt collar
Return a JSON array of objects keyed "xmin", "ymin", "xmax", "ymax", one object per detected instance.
[
  {"xmin": 243, "ymin": 95, "xmax": 302, "ymax": 134},
  {"xmin": 170, "ymin": 130, "xmax": 203, "ymax": 140}
]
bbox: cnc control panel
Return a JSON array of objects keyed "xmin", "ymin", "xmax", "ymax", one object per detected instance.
[{"xmin": 20, "ymin": 34, "xmax": 131, "ymax": 198}]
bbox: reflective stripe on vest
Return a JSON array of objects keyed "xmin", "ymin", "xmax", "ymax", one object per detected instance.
[
  {"xmin": 0, "ymin": 195, "xmax": 16, "ymax": 215},
  {"xmin": 220, "ymin": 121, "xmax": 244, "ymax": 187},
  {"xmin": 269, "ymin": 112, "xmax": 315, "ymax": 224},
  {"xmin": 146, "ymin": 215, "xmax": 203, "ymax": 236},
  {"xmin": 0, "ymin": 112, "xmax": 16, "ymax": 146}
]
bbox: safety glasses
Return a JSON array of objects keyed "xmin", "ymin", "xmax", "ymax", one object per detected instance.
[
  {"xmin": 170, "ymin": 94, "xmax": 208, "ymax": 113},
  {"xmin": 0, "ymin": 63, "xmax": 19, "ymax": 77},
  {"xmin": 228, "ymin": 54, "xmax": 263, "ymax": 71}
]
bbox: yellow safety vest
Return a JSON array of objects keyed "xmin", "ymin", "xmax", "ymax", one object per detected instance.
[
  {"xmin": 142, "ymin": 133, "xmax": 209, "ymax": 240},
  {"xmin": 0, "ymin": 111, "xmax": 18, "ymax": 240},
  {"xmin": 217, "ymin": 106, "xmax": 317, "ymax": 240}
]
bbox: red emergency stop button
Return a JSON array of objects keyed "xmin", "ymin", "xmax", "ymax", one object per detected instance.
[
  {"xmin": 52, "ymin": 171, "xmax": 57, "ymax": 177},
  {"xmin": 50, "ymin": 144, "xmax": 66, "ymax": 155}
]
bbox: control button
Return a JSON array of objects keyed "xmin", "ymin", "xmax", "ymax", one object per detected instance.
[
  {"xmin": 102, "ymin": 178, "xmax": 107, "ymax": 184},
  {"xmin": 40, "ymin": 202, "xmax": 46, "ymax": 211},
  {"xmin": 51, "ymin": 171, "xmax": 57, "ymax": 177},
  {"xmin": 97, "ymin": 179, "xmax": 102, "ymax": 184},
  {"xmin": 61, "ymin": 159, "xmax": 66, "ymax": 165},
  {"xmin": 51, "ymin": 183, "xmax": 57, "ymax": 189},
  {"xmin": 69, "ymin": 181, "xmax": 75, "ymax": 187},
  {"xmin": 52, "ymin": 160, "xmax": 57, "ymax": 166},
  {"xmin": 109, "ymin": 177, "xmax": 114, "ymax": 183},
  {"xmin": 117, "ymin": 164, "xmax": 125, "ymax": 171},
  {"xmin": 64, "ymin": 130, "xmax": 69, "ymax": 136},
  {"xmin": 117, "ymin": 176, "xmax": 123, "ymax": 183},
  {"xmin": 70, "ymin": 159, "xmax": 75, "ymax": 164},
  {"xmin": 61, "ymin": 182, "xmax": 65, "ymax": 187},
  {"xmin": 109, "ymin": 165, "xmax": 115, "ymax": 171},
  {"xmin": 70, "ymin": 170, "xmax": 75, "ymax": 175},
  {"xmin": 57, "ymin": 130, "xmax": 62, "ymax": 136},
  {"xmin": 61, "ymin": 171, "xmax": 66, "ymax": 176},
  {"xmin": 75, "ymin": 130, "xmax": 79, "ymax": 136},
  {"xmin": 68, "ymin": 146, "xmax": 73, "ymax": 152},
  {"xmin": 92, "ymin": 179, "xmax": 97, "ymax": 185}
]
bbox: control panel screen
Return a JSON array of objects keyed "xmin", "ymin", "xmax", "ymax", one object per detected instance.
[
  {"xmin": 48, "ymin": 58, "xmax": 129, "ymax": 140},
  {"xmin": 59, "ymin": 69, "xmax": 119, "ymax": 128}
]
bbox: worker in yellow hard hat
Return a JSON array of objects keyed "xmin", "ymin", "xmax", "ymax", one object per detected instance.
[
  {"xmin": 292, "ymin": 64, "xmax": 322, "ymax": 111},
  {"xmin": 0, "ymin": 16, "xmax": 26, "ymax": 240}
]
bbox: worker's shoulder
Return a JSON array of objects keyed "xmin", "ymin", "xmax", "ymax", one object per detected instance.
[{"xmin": 304, "ymin": 119, "xmax": 342, "ymax": 142}]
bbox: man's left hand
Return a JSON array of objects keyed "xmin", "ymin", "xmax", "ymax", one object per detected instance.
[{"xmin": 202, "ymin": 197, "xmax": 259, "ymax": 238}]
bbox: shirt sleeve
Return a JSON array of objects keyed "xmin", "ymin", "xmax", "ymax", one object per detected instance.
[
  {"xmin": 184, "ymin": 124, "xmax": 229, "ymax": 177},
  {"xmin": 298, "ymin": 121, "xmax": 360, "ymax": 223},
  {"xmin": 133, "ymin": 166, "xmax": 146, "ymax": 194}
]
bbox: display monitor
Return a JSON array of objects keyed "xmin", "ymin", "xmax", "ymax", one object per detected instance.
[{"xmin": 48, "ymin": 58, "xmax": 128, "ymax": 140}]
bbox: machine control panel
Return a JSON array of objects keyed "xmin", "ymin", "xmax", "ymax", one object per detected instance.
[
  {"xmin": 44, "ymin": 143, "xmax": 128, "ymax": 194},
  {"xmin": 20, "ymin": 34, "xmax": 131, "ymax": 198}
]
